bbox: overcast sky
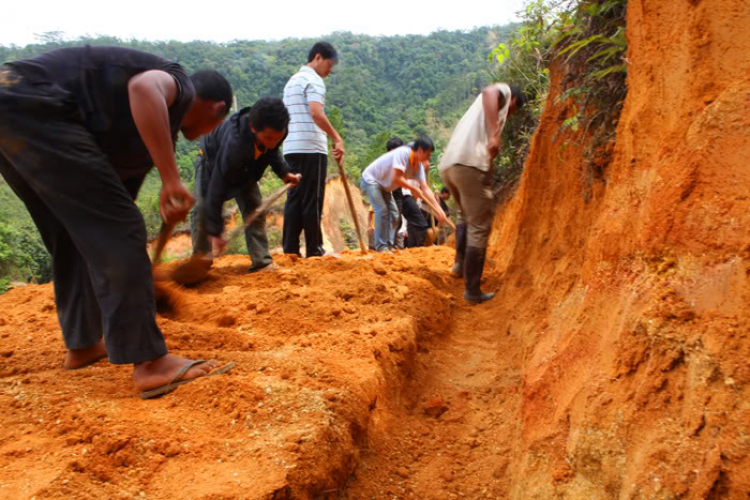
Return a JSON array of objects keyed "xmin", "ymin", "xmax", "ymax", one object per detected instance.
[{"xmin": 2, "ymin": 0, "xmax": 526, "ymax": 47}]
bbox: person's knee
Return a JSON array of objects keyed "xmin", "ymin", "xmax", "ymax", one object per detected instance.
[
  {"xmin": 467, "ymin": 227, "xmax": 490, "ymax": 249},
  {"xmin": 372, "ymin": 201, "xmax": 387, "ymax": 217},
  {"xmin": 98, "ymin": 249, "xmax": 152, "ymax": 296}
]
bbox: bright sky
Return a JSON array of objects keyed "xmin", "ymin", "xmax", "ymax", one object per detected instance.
[{"xmin": 2, "ymin": 0, "xmax": 526, "ymax": 47}]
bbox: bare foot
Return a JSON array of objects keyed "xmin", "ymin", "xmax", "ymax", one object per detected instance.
[
  {"xmin": 132, "ymin": 355, "xmax": 221, "ymax": 392},
  {"xmin": 63, "ymin": 339, "xmax": 107, "ymax": 369}
]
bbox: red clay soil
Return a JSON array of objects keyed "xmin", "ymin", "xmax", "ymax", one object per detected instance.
[
  {"xmin": 1, "ymin": 1, "xmax": 750, "ymax": 499},
  {"xmin": 0, "ymin": 248, "xmax": 469, "ymax": 499}
]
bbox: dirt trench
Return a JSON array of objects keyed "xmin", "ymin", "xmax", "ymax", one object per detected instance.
[
  {"xmin": 1, "ymin": 247, "xmax": 513, "ymax": 500},
  {"xmin": 342, "ymin": 276, "xmax": 524, "ymax": 500}
]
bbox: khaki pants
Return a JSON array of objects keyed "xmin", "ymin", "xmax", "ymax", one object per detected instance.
[{"xmin": 441, "ymin": 165, "xmax": 495, "ymax": 248}]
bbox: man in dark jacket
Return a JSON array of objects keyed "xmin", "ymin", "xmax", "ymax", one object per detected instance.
[
  {"xmin": 190, "ymin": 96, "xmax": 301, "ymax": 270},
  {"xmin": 0, "ymin": 45, "xmax": 234, "ymax": 398}
]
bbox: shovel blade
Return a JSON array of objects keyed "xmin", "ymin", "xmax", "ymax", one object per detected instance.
[{"xmin": 170, "ymin": 254, "xmax": 214, "ymax": 286}]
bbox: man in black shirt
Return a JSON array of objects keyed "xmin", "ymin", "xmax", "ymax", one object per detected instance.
[
  {"xmin": 435, "ymin": 187, "xmax": 453, "ymax": 245},
  {"xmin": 402, "ymin": 187, "xmax": 430, "ymax": 248},
  {"xmin": 0, "ymin": 46, "xmax": 234, "ymax": 398},
  {"xmin": 190, "ymin": 97, "xmax": 301, "ymax": 270},
  {"xmin": 386, "ymin": 136, "xmax": 406, "ymax": 249}
]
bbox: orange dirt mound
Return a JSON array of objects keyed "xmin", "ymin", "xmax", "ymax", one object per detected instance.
[{"xmin": 0, "ymin": 248, "xmax": 466, "ymax": 499}]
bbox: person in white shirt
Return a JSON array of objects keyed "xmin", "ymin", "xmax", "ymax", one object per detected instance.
[
  {"xmin": 439, "ymin": 83, "xmax": 524, "ymax": 303},
  {"xmin": 281, "ymin": 42, "xmax": 344, "ymax": 258},
  {"xmin": 360, "ymin": 137, "xmax": 447, "ymax": 251}
]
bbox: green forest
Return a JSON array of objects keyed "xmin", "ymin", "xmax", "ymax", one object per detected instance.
[{"xmin": 0, "ymin": 26, "xmax": 517, "ymax": 289}]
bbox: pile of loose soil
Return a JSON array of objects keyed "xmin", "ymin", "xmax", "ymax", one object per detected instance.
[{"xmin": 0, "ymin": 247, "xmax": 467, "ymax": 499}]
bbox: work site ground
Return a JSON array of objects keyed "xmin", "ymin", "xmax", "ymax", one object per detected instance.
[{"xmin": 0, "ymin": 246, "xmax": 517, "ymax": 499}]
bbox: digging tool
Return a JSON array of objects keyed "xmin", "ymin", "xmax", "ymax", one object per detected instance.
[
  {"xmin": 168, "ymin": 183, "xmax": 292, "ymax": 286},
  {"xmin": 151, "ymin": 220, "xmax": 176, "ymax": 267},
  {"xmin": 335, "ymin": 157, "xmax": 367, "ymax": 254},
  {"xmin": 151, "ymin": 197, "xmax": 186, "ymax": 266},
  {"xmin": 421, "ymin": 194, "xmax": 456, "ymax": 232}
]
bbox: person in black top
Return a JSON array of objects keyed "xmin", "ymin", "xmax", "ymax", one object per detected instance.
[
  {"xmin": 0, "ymin": 46, "xmax": 234, "ymax": 398},
  {"xmin": 438, "ymin": 186, "xmax": 452, "ymax": 217},
  {"xmin": 386, "ymin": 136, "xmax": 407, "ymax": 249},
  {"xmin": 434, "ymin": 186, "xmax": 453, "ymax": 245},
  {"xmin": 189, "ymin": 96, "xmax": 301, "ymax": 271}
]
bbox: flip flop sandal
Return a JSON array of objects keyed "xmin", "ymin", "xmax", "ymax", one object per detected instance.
[{"xmin": 140, "ymin": 360, "xmax": 235, "ymax": 399}]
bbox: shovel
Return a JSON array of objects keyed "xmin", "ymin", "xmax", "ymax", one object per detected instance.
[
  {"xmin": 151, "ymin": 197, "xmax": 187, "ymax": 267},
  {"xmin": 421, "ymin": 195, "xmax": 456, "ymax": 231},
  {"xmin": 335, "ymin": 157, "xmax": 367, "ymax": 254},
  {"xmin": 169, "ymin": 183, "xmax": 292, "ymax": 286}
]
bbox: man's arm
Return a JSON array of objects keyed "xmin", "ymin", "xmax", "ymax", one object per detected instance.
[
  {"xmin": 309, "ymin": 101, "xmax": 344, "ymax": 163},
  {"xmin": 269, "ymin": 149, "xmax": 301, "ymax": 186},
  {"xmin": 416, "ymin": 161, "xmax": 447, "ymax": 224},
  {"xmin": 391, "ymin": 169, "xmax": 421, "ymax": 198},
  {"xmin": 481, "ymin": 84, "xmax": 506, "ymax": 164},
  {"xmin": 128, "ymin": 70, "xmax": 194, "ymax": 223},
  {"xmin": 419, "ymin": 180, "xmax": 448, "ymax": 223}
]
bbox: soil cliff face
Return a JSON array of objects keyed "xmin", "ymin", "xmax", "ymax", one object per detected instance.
[
  {"xmin": 487, "ymin": 1, "xmax": 750, "ymax": 497},
  {"xmin": 321, "ymin": 176, "xmax": 370, "ymax": 254}
]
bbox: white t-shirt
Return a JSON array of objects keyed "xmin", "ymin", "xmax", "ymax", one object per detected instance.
[
  {"xmin": 362, "ymin": 146, "xmax": 427, "ymax": 190},
  {"xmin": 282, "ymin": 66, "xmax": 328, "ymax": 155},
  {"xmin": 439, "ymin": 83, "xmax": 512, "ymax": 172},
  {"xmin": 401, "ymin": 178, "xmax": 420, "ymax": 197}
]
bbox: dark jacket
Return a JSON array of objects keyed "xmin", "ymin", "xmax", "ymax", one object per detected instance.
[{"xmin": 198, "ymin": 106, "xmax": 291, "ymax": 236}]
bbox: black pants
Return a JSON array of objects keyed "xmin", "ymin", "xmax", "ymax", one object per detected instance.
[
  {"xmin": 0, "ymin": 67, "xmax": 166, "ymax": 364},
  {"xmin": 282, "ymin": 153, "xmax": 327, "ymax": 257},
  {"xmin": 392, "ymin": 190, "xmax": 405, "ymax": 249},
  {"xmin": 401, "ymin": 195, "xmax": 429, "ymax": 248},
  {"xmin": 190, "ymin": 160, "xmax": 272, "ymax": 268},
  {"xmin": 422, "ymin": 209, "xmax": 437, "ymax": 246}
]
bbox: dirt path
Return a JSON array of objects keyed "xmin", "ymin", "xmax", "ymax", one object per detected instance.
[
  {"xmin": 3, "ymin": 247, "xmax": 504, "ymax": 499},
  {"xmin": 344, "ymin": 276, "xmax": 524, "ymax": 499},
  {"xmin": 0, "ymin": 246, "xmax": 536, "ymax": 499}
]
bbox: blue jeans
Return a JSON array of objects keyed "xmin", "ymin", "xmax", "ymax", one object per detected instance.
[{"xmin": 361, "ymin": 179, "xmax": 399, "ymax": 251}]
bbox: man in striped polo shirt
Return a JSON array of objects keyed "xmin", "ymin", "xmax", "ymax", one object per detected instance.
[{"xmin": 281, "ymin": 42, "xmax": 344, "ymax": 258}]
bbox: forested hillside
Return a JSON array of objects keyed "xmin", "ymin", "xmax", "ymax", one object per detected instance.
[{"xmin": 0, "ymin": 26, "xmax": 515, "ymax": 288}]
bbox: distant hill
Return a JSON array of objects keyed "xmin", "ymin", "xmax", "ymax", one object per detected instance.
[{"xmin": 1, "ymin": 27, "xmax": 515, "ymax": 162}]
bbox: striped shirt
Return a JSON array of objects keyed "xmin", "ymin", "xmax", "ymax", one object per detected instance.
[{"xmin": 282, "ymin": 65, "xmax": 328, "ymax": 155}]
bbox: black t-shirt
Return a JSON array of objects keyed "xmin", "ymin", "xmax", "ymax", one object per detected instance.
[{"xmin": 6, "ymin": 45, "xmax": 195, "ymax": 180}]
